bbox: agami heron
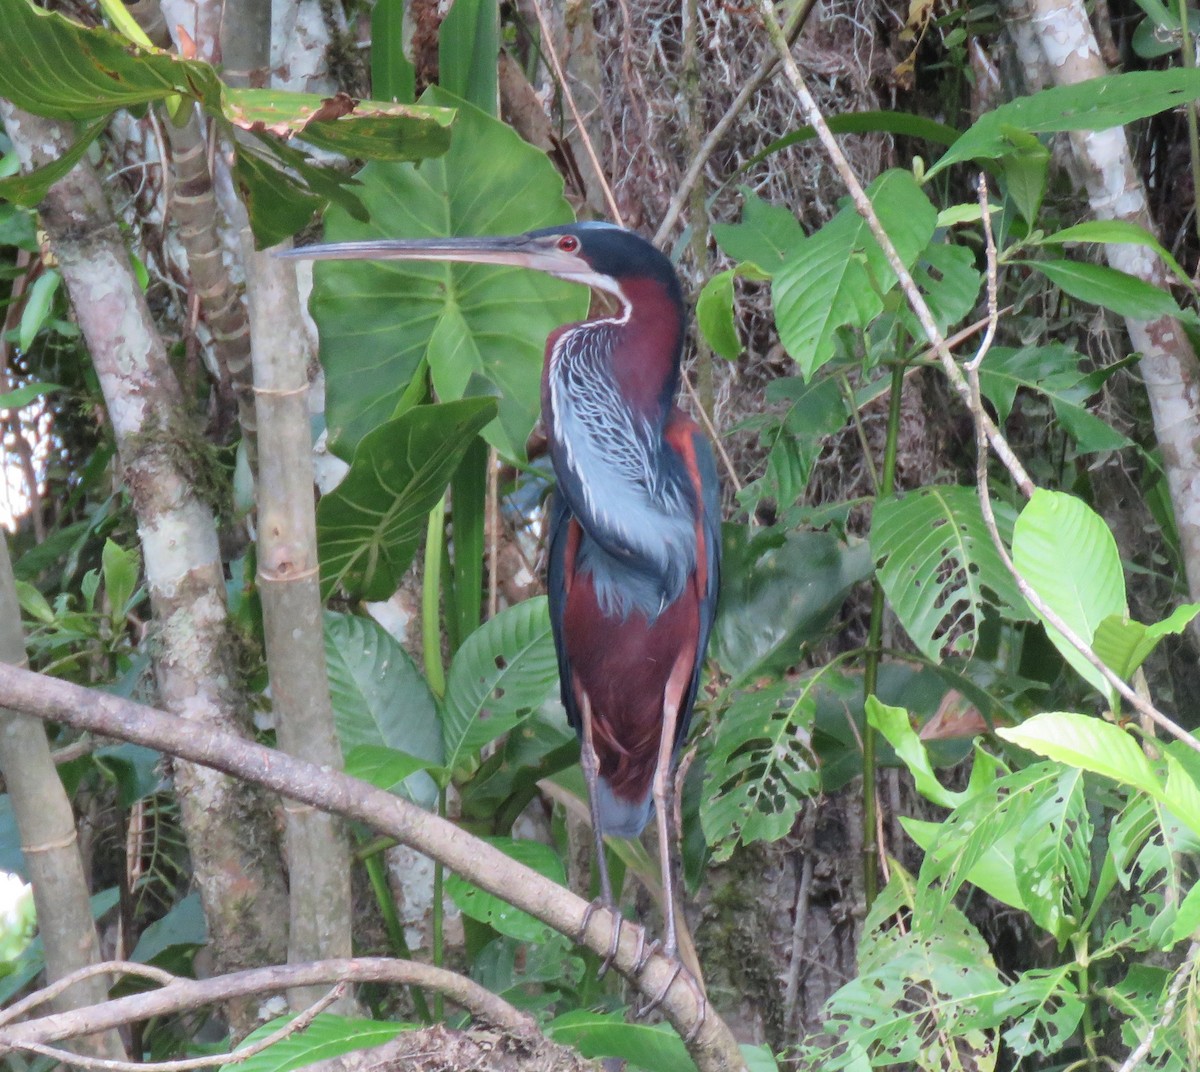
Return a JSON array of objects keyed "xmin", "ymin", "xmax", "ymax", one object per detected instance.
[{"xmin": 285, "ymin": 222, "xmax": 720, "ymax": 982}]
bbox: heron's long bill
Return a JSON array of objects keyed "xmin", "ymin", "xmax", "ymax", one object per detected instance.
[{"xmin": 276, "ymin": 234, "xmax": 582, "ymax": 276}]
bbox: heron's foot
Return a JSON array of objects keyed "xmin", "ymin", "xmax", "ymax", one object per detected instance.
[
  {"xmin": 579, "ymin": 898, "xmax": 623, "ymax": 978},
  {"xmin": 634, "ymin": 949, "xmax": 707, "ymax": 1043}
]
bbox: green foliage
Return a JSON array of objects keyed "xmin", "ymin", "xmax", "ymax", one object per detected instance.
[
  {"xmin": 316, "ymin": 399, "xmax": 496, "ymax": 600},
  {"xmin": 871, "ymin": 485, "xmax": 1030, "ymax": 661},
  {"xmin": 311, "ymin": 88, "xmax": 587, "ymax": 461}
]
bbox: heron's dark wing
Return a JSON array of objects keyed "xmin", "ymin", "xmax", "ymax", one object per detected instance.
[{"xmin": 546, "ymin": 491, "xmax": 583, "ymax": 736}]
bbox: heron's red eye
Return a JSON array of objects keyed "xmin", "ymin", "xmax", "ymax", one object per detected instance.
[{"xmin": 558, "ymin": 235, "xmax": 580, "ymax": 253}]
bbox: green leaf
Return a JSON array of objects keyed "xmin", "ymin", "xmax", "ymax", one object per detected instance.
[
  {"xmin": 931, "ymin": 70, "xmax": 1200, "ymax": 176},
  {"xmin": 995, "ymin": 967, "xmax": 1085, "ymax": 1058},
  {"xmin": 439, "ymin": 0, "xmax": 499, "ymax": 116},
  {"xmin": 996, "ymin": 126, "xmax": 1050, "ymax": 226},
  {"xmin": 773, "ymin": 169, "xmax": 936, "ymax": 377},
  {"xmin": 545, "ymin": 1009, "xmax": 697, "ymax": 1072},
  {"xmin": 343, "ymin": 744, "xmax": 440, "ymax": 793},
  {"xmin": 18, "ymin": 269, "xmax": 60, "ymax": 352},
  {"xmin": 1022, "ymin": 259, "xmax": 1184, "ymax": 320},
  {"xmin": 371, "ymin": 0, "xmax": 415, "ymax": 103},
  {"xmin": 317, "ymin": 398, "xmax": 496, "ymax": 601},
  {"xmin": 441, "ymin": 597, "xmax": 559, "ymax": 778},
  {"xmin": 130, "ymin": 892, "xmax": 206, "ymax": 963},
  {"xmin": 234, "ymin": 1015, "xmax": 407, "ymax": 1072},
  {"xmin": 1167, "ymin": 880, "xmax": 1200, "ymax": 943},
  {"xmin": 998, "ymin": 713, "xmax": 1159, "ymax": 795},
  {"xmin": 0, "ymin": 0, "xmax": 223, "ymax": 119},
  {"xmin": 1012, "ymin": 490, "xmax": 1126, "ymax": 698},
  {"xmin": 697, "ymin": 268, "xmax": 741, "ymax": 360},
  {"xmin": 701, "ymin": 678, "xmax": 820, "ymax": 862},
  {"xmin": 1035, "ymin": 219, "xmax": 1192, "ymax": 288},
  {"xmin": 1092, "ymin": 603, "xmax": 1200, "ymax": 680},
  {"xmin": 711, "ymin": 525, "xmax": 872, "ymax": 683},
  {"xmin": 14, "ymin": 579, "xmax": 55, "ymax": 624},
  {"xmin": 445, "ymin": 836, "xmax": 564, "ymax": 942},
  {"xmin": 312, "ymin": 87, "xmax": 587, "ymax": 461},
  {"xmin": 712, "ymin": 186, "xmax": 805, "ymax": 272},
  {"xmin": 231, "ymin": 144, "xmax": 325, "ymax": 250},
  {"xmin": 101, "ymin": 538, "xmax": 139, "ymax": 624},
  {"xmin": 0, "ymin": 382, "xmax": 62, "ymax": 412},
  {"xmin": 446, "ymin": 436, "xmax": 487, "ymax": 652},
  {"xmin": 872, "ymin": 485, "xmax": 1031, "ymax": 662},
  {"xmin": 0, "ymin": 118, "xmax": 108, "ymax": 207},
  {"xmin": 223, "ymin": 88, "xmax": 452, "ymax": 162},
  {"xmin": 866, "ymin": 698, "xmax": 966, "ymax": 809},
  {"xmin": 977, "ymin": 344, "xmax": 1132, "ymax": 453},
  {"xmin": 323, "ymin": 611, "xmax": 443, "ymax": 804},
  {"xmin": 899, "ymin": 241, "xmax": 982, "ymax": 337}
]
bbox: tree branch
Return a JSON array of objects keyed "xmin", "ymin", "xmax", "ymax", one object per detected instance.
[{"xmin": 0, "ymin": 663, "xmax": 749, "ymax": 1072}]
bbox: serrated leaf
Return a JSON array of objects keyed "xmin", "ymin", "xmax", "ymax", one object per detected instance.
[
  {"xmin": 1024, "ymin": 258, "xmax": 1183, "ymax": 320},
  {"xmin": 1091, "ymin": 603, "xmax": 1200, "ymax": 680},
  {"xmin": 441, "ymin": 597, "xmax": 559, "ymax": 778},
  {"xmin": 712, "ymin": 186, "xmax": 805, "ymax": 272},
  {"xmin": 445, "ymin": 836, "xmax": 563, "ymax": 942},
  {"xmin": 872, "ymin": 485, "xmax": 1030, "ymax": 662},
  {"xmin": 701, "ymin": 679, "xmax": 820, "ymax": 862},
  {"xmin": 312, "ymin": 86, "xmax": 587, "ymax": 461},
  {"xmin": 1012, "ymin": 490, "xmax": 1126, "ymax": 698},
  {"xmin": 545, "ymin": 1009, "xmax": 696, "ymax": 1072},
  {"xmin": 323, "ymin": 611, "xmax": 442, "ymax": 804},
  {"xmin": 317, "ymin": 398, "xmax": 495, "ymax": 600},
  {"xmin": 773, "ymin": 169, "xmax": 936, "ymax": 378},
  {"xmin": 931, "ymin": 70, "xmax": 1200, "ymax": 176}
]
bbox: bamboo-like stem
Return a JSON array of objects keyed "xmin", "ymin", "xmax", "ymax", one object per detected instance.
[
  {"xmin": 244, "ymin": 237, "xmax": 356, "ymax": 1011},
  {"xmin": 362, "ymin": 850, "xmax": 433, "ymax": 1021},
  {"xmin": 0, "ymin": 540, "xmax": 126, "ymax": 1061},
  {"xmin": 0, "ymin": 662, "xmax": 747, "ymax": 1070}
]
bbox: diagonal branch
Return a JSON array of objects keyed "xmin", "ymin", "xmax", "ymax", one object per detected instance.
[{"xmin": 0, "ymin": 662, "xmax": 749, "ymax": 1072}]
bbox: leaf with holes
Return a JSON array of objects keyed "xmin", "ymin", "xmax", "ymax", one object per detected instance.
[
  {"xmin": 441, "ymin": 597, "xmax": 560, "ymax": 781},
  {"xmin": 1012, "ymin": 490, "xmax": 1126, "ymax": 699},
  {"xmin": 701, "ymin": 678, "xmax": 820, "ymax": 862},
  {"xmin": 872, "ymin": 485, "xmax": 1031, "ymax": 662},
  {"xmin": 995, "ymin": 967, "xmax": 1085, "ymax": 1058}
]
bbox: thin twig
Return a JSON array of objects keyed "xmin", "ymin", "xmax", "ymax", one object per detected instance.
[
  {"xmin": 0, "ymin": 961, "xmax": 174, "ymax": 1030},
  {"xmin": 11, "ymin": 985, "xmax": 345, "ymax": 1071},
  {"xmin": 529, "ymin": 0, "xmax": 623, "ymax": 225},
  {"xmin": 654, "ymin": 0, "xmax": 817, "ymax": 245},
  {"xmin": 753, "ymin": 9, "xmax": 1200, "ymax": 756},
  {"xmin": 749, "ymin": 0, "xmax": 1035, "ymax": 498},
  {"xmin": 683, "ymin": 377, "xmax": 742, "ymax": 494},
  {"xmin": 967, "ymin": 178, "xmax": 1200, "ymax": 755}
]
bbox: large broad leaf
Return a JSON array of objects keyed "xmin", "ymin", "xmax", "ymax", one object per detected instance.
[
  {"xmin": 439, "ymin": 0, "xmax": 499, "ymax": 116},
  {"xmin": 317, "ymin": 398, "xmax": 495, "ymax": 601},
  {"xmin": 444, "ymin": 836, "xmax": 564, "ymax": 942},
  {"xmin": 545, "ymin": 1009, "xmax": 696, "ymax": 1072},
  {"xmin": 710, "ymin": 524, "xmax": 873, "ymax": 683},
  {"xmin": 994, "ymin": 967, "xmax": 1085, "ymax": 1059},
  {"xmin": 931, "ymin": 69, "xmax": 1200, "ymax": 176},
  {"xmin": 712, "ymin": 186, "xmax": 805, "ymax": 272},
  {"xmin": 701, "ymin": 678, "xmax": 820, "ymax": 862},
  {"xmin": 871, "ymin": 486, "xmax": 1031, "ymax": 662},
  {"xmin": 773, "ymin": 169, "xmax": 937, "ymax": 378},
  {"xmin": 441, "ymin": 597, "xmax": 560, "ymax": 778},
  {"xmin": 312, "ymin": 86, "xmax": 588, "ymax": 461},
  {"xmin": 978, "ymin": 345, "xmax": 1132, "ymax": 453},
  {"xmin": 323, "ymin": 611, "xmax": 443, "ymax": 807},
  {"xmin": 1034, "ymin": 219, "xmax": 1191, "ymax": 287},
  {"xmin": 1023, "ymin": 259, "xmax": 1185, "ymax": 321},
  {"xmin": 1012, "ymin": 490, "xmax": 1126, "ymax": 698}
]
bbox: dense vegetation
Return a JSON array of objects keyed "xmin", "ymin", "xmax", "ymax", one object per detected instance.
[{"xmin": 0, "ymin": 0, "xmax": 1198, "ymax": 1069}]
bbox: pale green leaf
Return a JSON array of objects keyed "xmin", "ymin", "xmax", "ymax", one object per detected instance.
[
  {"xmin": 546, "ymin": 1009, "xmax": 696, "ymax": 1072},
  {"xmin": 866, "ymin": 698, "xmax": 966, "ymax": 809},
  {"xmin": 871, "ymin": 485, "xmax": 1030, "ymax": 662},
  {"xmin": 1091, "ymin": 603, "xmax": 1200, "ymax": 680},
  {"xmin": 712, "ymin": 185, "xmax": 805, "ymax": 271},
  {"xmin": 1012, "ymin": 490, "xmax": 1126, "ymax": 697},
  {"xmin": 1035, "ymin": 219, "xmax": 1191, "ymax": 288},
  {"xmin": 696, "ymin": 269, "xmax": 741, "ymax": 360},
  {"xmin": 18, "ymin": 270, "xmax": 60, "ymax": 353},
  {"xmin": 234, "ymin": 1014, "xmax": 407, "ymax": 1071}
]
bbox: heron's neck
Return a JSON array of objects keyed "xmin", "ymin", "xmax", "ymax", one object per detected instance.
[{"xmin": 603, "ymin": 276, "xmax": 686, "ymax": 422}]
